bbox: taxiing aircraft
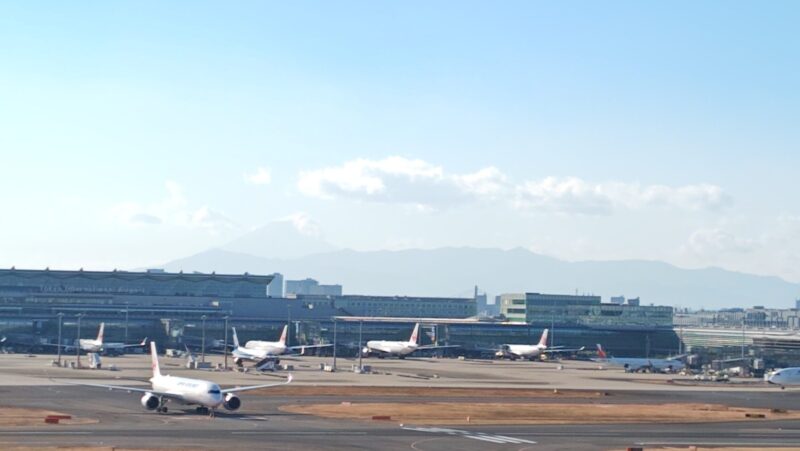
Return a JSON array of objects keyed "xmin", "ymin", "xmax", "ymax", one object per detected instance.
[
  {"xmin": 494, "ymin": 329, "xmax": 584, "ymax": 360},
  {"xmin": 362, "ymin": 323, "xmax": 458, "ymax": 358},
  {"xmin": 231, "ymin": 326, "xmax": 332, "ymax": 366},
  {"xmin": 767, "ymin": 367, "xmax": 800, "ymax": 388},
  {"xmin": 72, "ymin": 342, "xmax": 292, "ymax": 416},
  {"xmin": 46, "ymin": 322, "xmax": 146, "ymax": 354},
  {"xmin": 594, "ymin": 344, "xmax": 686, "ymax": 373}
]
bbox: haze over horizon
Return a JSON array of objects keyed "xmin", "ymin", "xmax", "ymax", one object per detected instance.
[{"xmin": 2, "ymin": 2, "xmax": 799, "ymax": 286}]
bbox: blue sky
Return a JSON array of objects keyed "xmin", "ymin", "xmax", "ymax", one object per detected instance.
[{"xmin": 1, "ymin": 2, "xmax": 799, "ymax": 282}]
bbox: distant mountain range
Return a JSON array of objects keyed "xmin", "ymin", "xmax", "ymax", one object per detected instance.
[{"xmin": 161, "ymin": 232, "xmax": 800, "ymax": 309}]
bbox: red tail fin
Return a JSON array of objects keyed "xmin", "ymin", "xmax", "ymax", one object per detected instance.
[
  {"xmin": 279, "ymin": 325, "xmax": 288, "ymax": 345},
  {"xmin": 96, "ymin": 322, "xmax": 105, "ymax": 343},
  {"xmin": 409, "ymin": 323, "xmax": 420, "ymax": 344},
  {"xmin": 596, "ymin": 344, "xmax": 607, "ymax": 359},
  {"xmin": 538, "ymin": 329, "xmax": 549, "ymax": 347}
]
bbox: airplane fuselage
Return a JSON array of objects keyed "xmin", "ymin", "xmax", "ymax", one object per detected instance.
[
  {"xmin": 150, "ymin": 375, "xmax": 223, "ymax": 408},
  {"xmin": 365, "ymin": 340, "xmax": 417, "ymax": 356},
  {"xmin": 244, "ymin": 340, "xmax": 287, "ymax": 356},
  {"xmin": 767, "ymin": 367, "xmax": 800, "ymax": 387},
  {"xmin": 501, "ymin": 344, "xmax": 546, "ymax": 359},
  {"xmin": 77, "ymin": 339, "xmax": 103, "ymax": 353}
]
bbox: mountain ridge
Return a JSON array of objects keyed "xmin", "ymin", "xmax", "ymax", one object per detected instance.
[{"xmin": 160, "ymin": 246, "xmax": 800, "ymax": 309}]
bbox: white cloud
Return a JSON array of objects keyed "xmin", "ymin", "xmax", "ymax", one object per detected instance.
[
  {"xmin": 297, "ymin": 157, "xmax": 730, "ymax": 214},
  {"xmin": 244, "ymin": 167, "xmax": 272, "ymax": 185},
  {"xmin": 514, "ymin": 178, "xmax": 730, "ymax": 215},
  {"xmin": 110, "ymin": 181, "xmax": 238, "ymax": 233},
  {"xmin": 684, "ymin": 228, "xmax": 756, "ymax": 255}
]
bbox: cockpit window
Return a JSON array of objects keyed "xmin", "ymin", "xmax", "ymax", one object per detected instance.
[{"xmin": 209, "ymin": 389, "xmax": 221, "ymax": 394}]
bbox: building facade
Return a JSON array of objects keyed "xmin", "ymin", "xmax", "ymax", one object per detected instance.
[
  {"xmin": 500, "ymin": 292, "xmax": 672, "ymax": 330},
  {"xmin": 285, "ymin": 278, "xmax": 342, "ymax": 296}
]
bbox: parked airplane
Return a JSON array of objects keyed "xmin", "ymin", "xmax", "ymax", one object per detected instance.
[
  {"xmin": 72, "ymin": 342, "xmax": 292, "ymax": 416},
  {"xmin": 594, "ymin": 344, "xmax": 686, "ymax": 373},
  {"xmin": 46, "ymin": 323, "xmax": 147, "ymax": 354},
  {"xmin": 362, "ymin": 323, "xmax": 458, "ymax": 358},
  {"xmin": 767, "ymin": 367, "xmax": 800, "ymax": 388},
  {"xmin": 231, "ymin": 326, "xmax": 332, "ymax": 365},
  {"xmin": 494, "ymin": 329, "xmax": 584, "ymax": 360}
]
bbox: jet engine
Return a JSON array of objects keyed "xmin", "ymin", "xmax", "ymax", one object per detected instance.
[
  {"xmin": 224, "ymin": 393, "xmax": 241, "ymax": 411},
  {"xmin": 141, "ymin": 393, "xmax": 160, "ymax": 410}
]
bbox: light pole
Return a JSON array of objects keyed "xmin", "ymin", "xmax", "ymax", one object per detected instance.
[
  {"xmin": 124, "ymin": 307, "xmax": 129, "ymax": 345},
  {"xmin": 550, "ymin": 298, "xmax": 555, "ymax": 348},
  {"xmin": 358, "ymin": 320, "xmax": 363, "ymax": 370},
  {"xmin": 56, "ymin": 312, "xmax": 64, "ymax": 365},
  {"xmin": 201, "ymin": 315, "xmax": 207, "ymax": 364},
  {"xmin": 741, "ymin": 317, "xmax": 746, "ymax": 362},
  {"xmin": 223, "ymin": 316, "xmax": 229, "ymax": 370},
  {"xmin": 332, "ymin": 317, "xmax": 337, "ymax": 370},
  {"xmin": 75, "ymin": 313, "xmax": 84, "ymax": 367}
]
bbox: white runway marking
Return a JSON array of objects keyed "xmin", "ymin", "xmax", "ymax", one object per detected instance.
[
  {"xmin": 402, "ymin": 426, "xmax": 536, "ymax": 445},
  {"xmin": 0, "ymin": 432, "xmax": 93, "ymax": 435}
]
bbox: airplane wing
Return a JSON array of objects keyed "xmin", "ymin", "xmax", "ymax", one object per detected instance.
[
  {"xmin": 221, "ymin": 374, "xmax": 293, "ymax": 394},
  {"xmin": 287, "ymin": 344, "xmax": 333, "ymax": 351},
  {"xmin": 59, "ymin": 380, "xmax": 190, "ymax": 402},
  {"xmin": 120, "ymin": 338, "xmax": 148, "ymax": 348},
  {"xmin": 543, "ymin": 346, "xmax": 586, "ymax": 354},
  {"xmin": 415, "ymin": 345, "xmax": 461, "ymax": 351}
]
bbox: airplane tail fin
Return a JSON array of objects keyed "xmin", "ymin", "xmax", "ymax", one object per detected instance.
[
  {"xmin": 96, "ymin": 322, "xmax": 105, "ymax": 343},
  {"xmin": 538, "ymin": 329, "xmax": 549, "ymax": 347},
  {"xmin": 596, "ymin": 344, "xmax": 607, "ymax": 359},
  {"xmin": 150, "ymin": 341, "xmax": 161, "ymax": 377},
  {"xmin": 232, "ymin": 327, "xmax": 241, "ymax": 348},
  {"xmin": 279, "ymin": 325, "xmax": 288, "ymax": 345},
  {"xmin": 409, "ymin": 323, "xmax": 420, "ymax": 344}
]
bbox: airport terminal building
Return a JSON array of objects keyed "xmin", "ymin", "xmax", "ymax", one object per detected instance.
[
  {"xmin": 11, "ymin": 267, "xmax": 798, "ymax": 363},
  {"xmin": 0, "ymin": 268, "xmax": 476, "ymax": 352},
  {"xmin": 499, "ymin": 292, "xmax": 674, "ymax": 330}
]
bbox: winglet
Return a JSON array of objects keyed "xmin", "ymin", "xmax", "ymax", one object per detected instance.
[
  {"xmin": 286, "ymin": 373, "xmax": 293, "ymax": 384},
  {"xmin": 538, "ymin": 329, "xmax": 549, "ymax": 347},
  {"xmin": 150, "ymin": 341, "xmax": 161, "ymax": 377},
  {"xmin": 96, "ymin": 322, "xmax": 105, "ymax": 343},
  {"xmin": 409, "ymin": 323, "xmax": 420, "ymax": 345},
  {"xmin": 139, "ymin": 337, "xmax": 148, "ymax": 346},
  {"xmin": 596, "ymin": 344, "xmax": 607, "ymax": 359},
  {"xmin": 232, "ymin": 327, "xmax": 241, "ymax": 348}
]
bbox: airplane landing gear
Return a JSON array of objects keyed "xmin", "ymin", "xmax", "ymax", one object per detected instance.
[
  {"xmin": 196, "ymin": 406, "xmax": 209, "ymax": 415},
  {"xmin": 156, "ymin": 398, "xmax": 168, "ymax": 414}
]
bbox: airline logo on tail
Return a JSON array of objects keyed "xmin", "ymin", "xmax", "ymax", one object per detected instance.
[
  {"xmin": 232, "ymin": 327, "xmax": 241, "ymax": 348},
  {"xmin": 150, "ymin": 341, "xmax": 161, "ymax": 377},
  {"xmin": 538, "ymin": 329, "xmax": 549, "ymax": 347},
  {"xmin": 279, "ymin": 325, "xmax": 288, "ymax": 345},
  {"xmin": 96, "ymin": 322, "xmax": 105, "ymax": 343},
  {"xmin": 409, "ymin": 323, "xmax": 420, "ymax": 344},
  {"xmin": 596, "ymin": 344, "xmax": 607, "ymax": 359}
]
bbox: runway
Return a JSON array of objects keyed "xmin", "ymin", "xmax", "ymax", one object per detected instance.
[
  {"xmin": 2, "ymin": 385, "xmax": 800, "ymax": 450},
  {"xmin": 1, "ymin": 354, "xmax": 799, "ymax": 449}
]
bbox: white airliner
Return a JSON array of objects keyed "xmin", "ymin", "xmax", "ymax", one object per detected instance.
[
  {"xmin": 362, "ymin": 323, "xmax": 457, "ymax": 358},
  {"xmin": 231, "ymin": 325, "xmax": 332, "ymax": 365},
  {"xmin": 74, "ymin": 342, "xmax": 292, "ymax": 416},
  {"xmin": 48, "ymin": 323, "xmax": 146, "ymax": 353},
  {"xmin": 767, "ymin": 367, "xmax": 800, "ymax": 388},
  {"xmin": 594, "ymin": 344, "xmax": 686, "ymax": 373},
  {"xmin": 494, "ymin": 329, "xmax": 583, "ymax": 360}
]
